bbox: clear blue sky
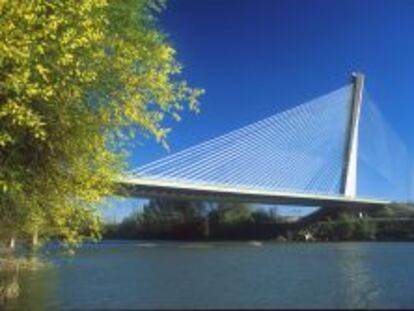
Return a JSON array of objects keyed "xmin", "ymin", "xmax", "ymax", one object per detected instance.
[{"xmin": 103, "ymin": 0, "xmax": 414, "ymax": 222}]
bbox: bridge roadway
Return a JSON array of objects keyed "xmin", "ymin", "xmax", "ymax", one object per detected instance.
[{"xmin": 117, "ymin": 177, "xmax": 391, "ymax": 209}]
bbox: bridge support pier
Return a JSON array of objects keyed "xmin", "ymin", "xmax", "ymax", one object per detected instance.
[{"xmin": 340, "ymin": 72, "xmax": 365, "ymax": 198}]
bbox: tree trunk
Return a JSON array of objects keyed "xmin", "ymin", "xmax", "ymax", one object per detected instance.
[
  {"xmin": 31, "ymin": 229, "xmax": 39, "ymax": 249},
  {"xmin": 8, "ymin": 236, "xmax": 16, "ymax": 250},
  {"xmin": 202, "ymin": 217, "xmax": 210, "ymax": 239}
]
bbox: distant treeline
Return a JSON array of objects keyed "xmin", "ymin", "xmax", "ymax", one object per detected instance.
[
  {"xmin": 306, "ymin": 204, "xmax": 414, "ymax": 241},
  {"xmin": 104, "ymin": 199, "xmax": 291, "ymax": 240},
  {"xmin": 103, "ymin": 199, "xmax": 414, "ymax": 241}
]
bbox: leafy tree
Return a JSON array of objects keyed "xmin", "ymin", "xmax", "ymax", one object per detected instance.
[
  {"xmin": 209, "ymin": 202, "xmax": 253, "ymax": 225},
  {"xmin": 314, "ymin": 212, "xmax": 377, "ymax": 241},
  {"xmin": 114, "ymin": 209, "xmax": 144, "ymax": 239},
  {"xmin": 335, "ymin": 212, "xmax": 356, "ymax": 240},
  {"xmin": 0, "ymin": 0, "xmax": 203, "ymax": 247},
  {"xmin": 251, "ymin": 208, "xmax": 281, "ymax": 224},
  {"xmin": 353, "ymin": 218, "xmax": 376, "ymax": 240},
  {"xmin": 142, "ymin": 199, "xmax": 209, "ymax": 224}
]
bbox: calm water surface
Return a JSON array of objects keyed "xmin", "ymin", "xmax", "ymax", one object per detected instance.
[{"xmin": 6, "ymin": 241, "xmax": 414, "ymax": 309}]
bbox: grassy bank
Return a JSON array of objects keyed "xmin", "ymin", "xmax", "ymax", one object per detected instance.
[{"xmin": 0, "ymin": 256, "xmax": 49, "ymax": 272}]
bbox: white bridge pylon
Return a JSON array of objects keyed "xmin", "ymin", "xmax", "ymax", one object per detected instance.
[
  {"xmin": 119, "ymin": 73, "xmax": 394, "ymax": 208},
  {"xmin": 340, "ymin": 73, "xmax": 364, "ymax": 198}
]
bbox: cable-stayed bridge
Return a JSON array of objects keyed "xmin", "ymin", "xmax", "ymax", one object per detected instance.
[{"xmin": 118, "ymin": 73, "xmax": 412, "ymax": 209}]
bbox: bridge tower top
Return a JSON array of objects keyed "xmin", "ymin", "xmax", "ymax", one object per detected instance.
[{"xmin": 340, "ymin": 72, "xmax": 365, "ymax": 197}]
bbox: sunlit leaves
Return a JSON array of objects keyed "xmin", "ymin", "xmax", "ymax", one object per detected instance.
[{"xmin": 0, "ymin": 0, "xmax": 203, "ymax": 246}]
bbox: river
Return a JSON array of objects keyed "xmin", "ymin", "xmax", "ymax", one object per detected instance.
[{"xmin": 4, "ymin": 241, "xmax": 414, "ymax": 309}]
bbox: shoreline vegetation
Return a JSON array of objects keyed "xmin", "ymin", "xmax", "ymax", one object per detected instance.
[
  {"xmin": 102, "ymin": 199, "xmax": 414, "ymax": 243},
  {"xmin": 0, "ymin": 256, "xmax": 48, "ymax": 271}
]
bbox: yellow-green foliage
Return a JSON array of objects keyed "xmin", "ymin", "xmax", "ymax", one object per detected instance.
[{"xmin": 0, "ymin": 0, "xmax": 203, "ymax": 246}]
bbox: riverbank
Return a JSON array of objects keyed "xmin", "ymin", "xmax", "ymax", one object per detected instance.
[
  {"xmin": 0, "ymin": 252, "xmax": 51, "ymax": 305},
  {"xmin": 103, "ymin": 217, "xmax": 414, "ymax": 242},
  {"xmin": 0, "ymin": 256, "xmax": 49, "ymax": 272},
  {"xmin": 103, "ymin": 200, "xmax": 414, "ymax": 242}
]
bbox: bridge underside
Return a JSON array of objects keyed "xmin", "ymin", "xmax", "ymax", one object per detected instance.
[{"xmin": 117, "ymin": 178, "xmax": 390, "ymax": 210}]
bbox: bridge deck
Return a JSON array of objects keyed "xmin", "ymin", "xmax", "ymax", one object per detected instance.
[{"xmin": 117, "ymin": 177, "xmax": 391, "ymax": 209}]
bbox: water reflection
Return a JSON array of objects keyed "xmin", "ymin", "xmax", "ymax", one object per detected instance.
[
  {"xmin": 0, "ymin": 270, "xmax": 19, "ymax": 309},
  {"xmin": 335, "ymin": 243, "xmax": 381, "ymax": 308},
  {"xmin": 2, "ymin": 264, "xmax": 57, "ymax": 311}
]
